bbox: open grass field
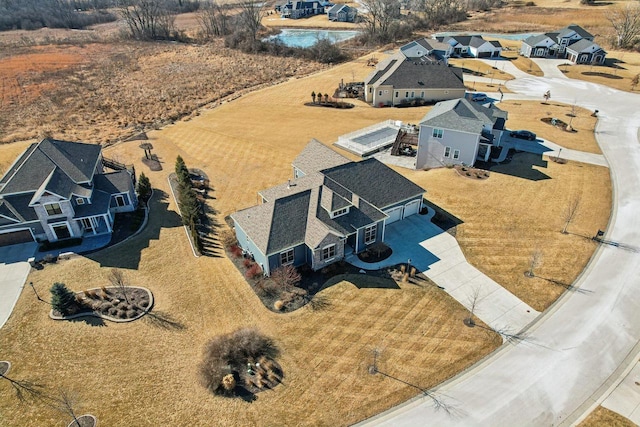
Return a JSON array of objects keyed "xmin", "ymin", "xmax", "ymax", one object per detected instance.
[{"xmin": 579, "ymin": 406, "xmax": 637, "ymax": 427}]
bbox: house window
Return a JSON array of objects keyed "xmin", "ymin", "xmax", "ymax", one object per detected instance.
[
  {"xmin": 453, "ymin": 149, "xmax": 460, "ymax": 160},
  {"xmin": 421, "ymin": 91, "xmax": 424, "ymax": 97},
  {"xmin": 321, "ymin": 245, "xmax": 336, "ymax": 261},
  {"xmin": 114, "ymin": 194, "xmax": 127, "ymax": 207},
  {"xmin": 81, "ymin": 217, "xmax": 94, "ymax": 232},
  {"xmin": 411, "ymin": 91, "xmax": 414, "ymax": 98},
  {"xmin": 432, "ymin": 128, "xmax": 443, "ymax": 138},
  {"xmin": 444, "ymin": 146, "xmax": 451, "ymax": 158},
  {"xmin": 364, "ymin": 224, "xmax": 377, "ymax": 245},
  {"xmin": 395, "ymin": 91, "xmax": 399, "ymax": 98},
  {"xmin": 45, "ymin": 203, "xmax": 62, "ymax": 216},
  {"xmin": 379, "ymin": 90, "xmax": 382, "ymax": 96},
  {"xmin": 51, "ymin": 223, "xmax": 71, "ymax": 240},
  {"xmin": 76, "ymin": 198, "xmax": 85, "ymax": 205},
  {"xmin": 405, "ymin": 91, "xmax": 409, "ymax": 98},
  {"xmin": 332, "ymin": 207, "xmax": 348, "ymax": 218},
  {"xmin": 280, "ymin": 249, "xmax": 294, "ymax": 266}
]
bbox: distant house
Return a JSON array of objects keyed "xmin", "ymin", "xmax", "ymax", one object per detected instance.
[
  {"xmin": 278, "ymin": 0, "xmax": 326, "ymax": 18},
  {"xmin": 520, "ymin": 24, "xmax": 606, "ymax": 65},
  {"xmin": 364, "ymin": 52, "xmax": 466, "ymax": 107},
  {"xmin": 400, "ymin": 38, "xmax": 453, "ymax": 62},
  {"xmin": 0, "ymin": 138, "xmax": 137, "ymax": 247},
  {"xmin": 434, "ymin": 35, "xmax": 503, "ymax": 58},
  {"xmin": 327, "ymin": 4, "xmax": 357, "ymax": 22},
  {"xmin": 231, "ymin": 140, "xmax": 426, "ymax": 275},
  {"xmin": 416, "ymin": 98, "xmax": 508, "ymax": 169}
]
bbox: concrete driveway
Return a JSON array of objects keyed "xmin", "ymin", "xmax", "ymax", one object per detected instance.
[
  {"xmin": 348, "ymin": 214, "xmax": 539, "ymax": 334},
  {"xmin": 0, "ymin": 242, "xmax": 36, "ymax": 329}
]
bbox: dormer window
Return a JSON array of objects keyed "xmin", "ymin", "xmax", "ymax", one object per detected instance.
[
  {"xmin": 44, "ymin": 202, "xmax": 62, "ymax": 216},
  {"xmin": 331, "ymin": 207, "xmax": 349, "ymax": 218},
  {"xmin": 76, "ymin": 198, "xmax": 85, "ymax": 205}
]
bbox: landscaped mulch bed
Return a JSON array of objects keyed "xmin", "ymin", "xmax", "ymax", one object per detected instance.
[
  {"xmin": 541, "ymin": 116, "xmax": 577, "ymax": 132},
  {"xmin": 68, "ymin": 414, "xmax": 97, "ymax": 427},
  {"xmin": 454, "ymin": 165, "xmax": 490, "ymax": 180},
  {"xmin": 50, "ymin": 286, "xmax": 153, "ymax": 322},
  {"xmin": 0, "ymin": 361, "xmax": 9, "ymax": 376},
  {"xmin": 304, "ymin": 101, "xmax": 354, "ymax": 109},
  {"xmin": 357, "ymin": 242, "xmax": 392, "ymax": 263}
]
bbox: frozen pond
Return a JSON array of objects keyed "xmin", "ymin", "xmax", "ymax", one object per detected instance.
[{"xmin": 265, "ymin": 29, "xmax": 360, "ymax": 48}]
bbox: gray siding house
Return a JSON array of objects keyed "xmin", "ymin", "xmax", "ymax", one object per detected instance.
[
  {"xmin": 400, "ymin": 38, "xmax": 454, "ymax": 63},
  {"xmin": 327, "ymin": 4, "xmax": 357, "ymax": 22},
  {"xmin": 434, "ymin": 35, "xmax": 502, "ymax": 58},
  {"xmin": 416, "ymin": 98, "xmax": 508, "ymax": 169},
  {"xmin": 364, "ymin": 52, "xmax": 465, "ymax": 107},
  {"xmin": 0, "ymin": 138, "xmax": 137, "ymax": 247},
  {"xmin": 520, "ymin": 24, "xmax": 606, "ymax": 65},
  {"xmin": 278, "ymin": 0, "xmax": 325, "ymax": 18},
  {"xmin": 231, "ymin": 140, "xmax": 426, "ymax": 275}
]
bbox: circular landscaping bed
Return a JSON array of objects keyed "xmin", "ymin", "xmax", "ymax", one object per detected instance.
[
  {"xmin": 357, "ymin": 242, "xmax": 392, "ymax": 263},
  {"xmin": 67, "ymin": 414, "xmax": 97, "ymax": 427},
  {"xmin": 50, "ymin": 286, "xmax": 153, "ymax": 322},
  {"xmin": 304, "ymin": 101, "xmax": 354, "ymax": 109},
  {"xmin": 0, "ymin": 361, "xmax": 9, "ymax": 376},
  {"xmin": 541, "ymin": 116, "xmax": 576, "ymax": 132},
  {"xmin": 454, "ymin": 165, "xmax": 490, "ymax": 180}
]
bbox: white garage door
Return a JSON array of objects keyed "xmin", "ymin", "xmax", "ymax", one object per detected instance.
[
  {"xmin": 384, "ymin": 206, "xmax": 403, "ymax": 224},
  {"xmin": 403, "ymin": 200, "xmax": 420, "ymax": 218}
]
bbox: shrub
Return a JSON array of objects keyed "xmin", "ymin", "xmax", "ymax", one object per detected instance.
[
  {"xmin": 50, "ymin": 283, "xmax": 77, "ymax": 316},
  {"xmin": 230, "ymin": 245, "xmax": 243, "ymax": 258},
  {"xmin": 198, "ymin": 328, "xmax": 280, "ymax": 396},
  {"xmin": 274, "ymin": 300, "xmax": 284, "ymax": 311},
  {"xmin": 245, "ymin": 264, "xmax": 262, "ymax": 279},
  {"xmin": 118, "ymin": 310, "xmax": 127, "ymax": 319},
  {"xmin": 126, "ymin": 309, "xmax": 137, "ymax": 319},
  {"xmin": 222, "ymin": 374, "xmax": 236, "ymax": 391},
  {"xmin": 243, "ymin": 258, "xmax": 253, "ymax": 268},
  {"xmin": 108, "ymin": 307, "xmax": 119, "ymax": 316}
]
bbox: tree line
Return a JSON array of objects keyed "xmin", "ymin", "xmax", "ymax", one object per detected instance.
[{"xmin": 0, "ymin": 0, "xmax": 116, "ymax": 31}]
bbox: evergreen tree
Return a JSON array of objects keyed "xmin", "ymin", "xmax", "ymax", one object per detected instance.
[
  {"xmin": 50, "ymin": 283, "xmax": 77, "ymax": 316},
  {"xmin": 175, "ymin": 156, "xmax": 190, "ymax": 185},
  {"xmin": 136, "ymin": 172, "xmax": 152, "ymax": 204}
]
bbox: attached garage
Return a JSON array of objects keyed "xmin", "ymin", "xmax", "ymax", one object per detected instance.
[
  {"xmin": 0, "ymin": 230, "xmax": 34, "ymax": 247},
  {"xmin": 477, "ymin": 51, "xmax": 492, "ymax": 58},
  {"xmin": 403, "ymin": 200, "xmax": 421, "ymax": 218},
  {"xmin": 384, "ymin": 206, "xmax": 403, "ymax": 224}
]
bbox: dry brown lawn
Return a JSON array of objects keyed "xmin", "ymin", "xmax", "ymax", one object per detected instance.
[
  {"xmin": 499, "ymin": 100, "xmax": 601, "ymax": 154},
  {"xmin": 579, "ymin": 406, "xmax": 636, "ymax": 427},
  {"xmin": 0, "ymin": 140, "xmax": 500, "ymax": 427},
  {"xmin": 498, "ymin": 39, "xmax": 544, "ymax": 77},
  {"xmin": 262, "ymin": 11, "xmax": 360, "ymax": 29},
  {"xmin": 560, "ymin": 50, "xmax": 640, "ymax": 93},
  {"xmin": 0, "ymin": 27, "xmax": 612, "ymax": 426},
  {"xmin": 449, "ymin": 57, "xmax": 515, "ymax": 81}
]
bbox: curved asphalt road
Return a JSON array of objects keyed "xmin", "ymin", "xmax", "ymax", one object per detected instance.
[{"xmin": 358, "ymin": 67, "xmax": 640, "ymax": 426}]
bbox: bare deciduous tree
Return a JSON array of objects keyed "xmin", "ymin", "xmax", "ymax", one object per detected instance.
[
  {"xmin": 465, "ymin": 286, "xmax": 482, "ymax": 327},
  {"xmin": 608, "ymin": 3, "xmax": 640, "ymax": 49},
  {"xmin": 271, "ymin": 265, "xmax": 301, "ymax": 291},
  {"xmin": 562, "ymin": 196, "xmax": 581, "ymax": 234},
  {"xmin": 632, "ymin": 73, "xmax": 640, "ymax": 91},
  {"xmin": 411, "ymin": 0, "xmax": 466, "ymax": 28},
  {"xmin": 197, "ymin": 0, "xmax": 230, "ymax": 38},
  {"xmin": 526, "ymin": 250, "xmax": 542, "ymax": 278},
  {"xmin": 118, "ymin": 0, "xmax": 176, "ymax": 40},
  {"xmin": 359, "ymin": 0, "xmax": 402, "ymax": 42},
  {"xmin": 108, "ymin": 268, "xmax": 130, "ymax": 303},
  {"xmin": 237, "ymin": 0, "xmax": 265, "ymax": 41}
]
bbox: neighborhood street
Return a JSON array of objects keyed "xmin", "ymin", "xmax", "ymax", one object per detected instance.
[{"xmin": 358, "ymin": 62, "xmax": 640, "ymax": 426}]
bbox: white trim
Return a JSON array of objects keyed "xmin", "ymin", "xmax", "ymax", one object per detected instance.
[{"xmin": 280, "ymin": 248, "xmax": 295, "ymax": 266}]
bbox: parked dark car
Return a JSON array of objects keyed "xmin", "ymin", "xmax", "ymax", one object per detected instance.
[
  {"xmin": 470, "ymin": 93, "xmax": 487, "ymax": 102},
  {"xmin": 510, "ymin": 130, "xmax": 537, "ymax": 141}
]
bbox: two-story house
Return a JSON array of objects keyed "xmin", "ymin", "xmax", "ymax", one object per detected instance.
[
  {"xmin": 0, "ymin": 138, "xmax": 137, "ymax": 247},
  {"xmin": 415, "ymin": 98, "xmax": 508, "ymax": 169},
  {"xmin": 231, "ymin": 140, "xmax": 425, "ymax": 275},
  {"xmin": 520, "ymin": 24, "xmax": 606, "ymax": 65},
  {"xmin": 327, "ymin": 4, "xmax": 357, "ymax": 22}
]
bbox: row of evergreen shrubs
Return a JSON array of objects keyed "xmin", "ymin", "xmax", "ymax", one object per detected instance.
[{"xmin": 175, "ymin": 156, "xmax": 204, "ymax": 254}]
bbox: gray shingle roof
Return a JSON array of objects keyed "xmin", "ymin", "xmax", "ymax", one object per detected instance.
[
  {"xmin": 566, "ymin": 39, "xmax": 604, "ymax": 54},
  {"xmin": 94, "ymin": 171, "xmax": 133, "ymax": 194},
  {"xmin": 73, "ymin": 190, "xmax": 111, "ymax": 218},
  {"xmin": 0, "ymin": 138, "xmax": 101, "ymax": 195},
  {"xmin": 321, "ymin": 158, "xmax": 425, "ymax": 209},
  {"xmin": 522, "ymin": 34, "xmax": 551, "ymax": 47},
  {"xmin": 559, "ymin": 24, "xmax": 593, "ymax": 40},
  {"xmin": 420, "ymin": 98, "xmax": 507, "ymax": 134},
  {"xmin": 380, "ymin": 61, "xmax": 464, "ymax": 90},
  {"xmin": 365, "ymin": 58, "xmax": 399, "ymax": 86},
  {"xmin": 1, "ymin": 194, "xmax": 38, "ymax": 222},
  {"xmin": 292, "ymin": 139, "xmax": 351, "ymax": 175}
]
